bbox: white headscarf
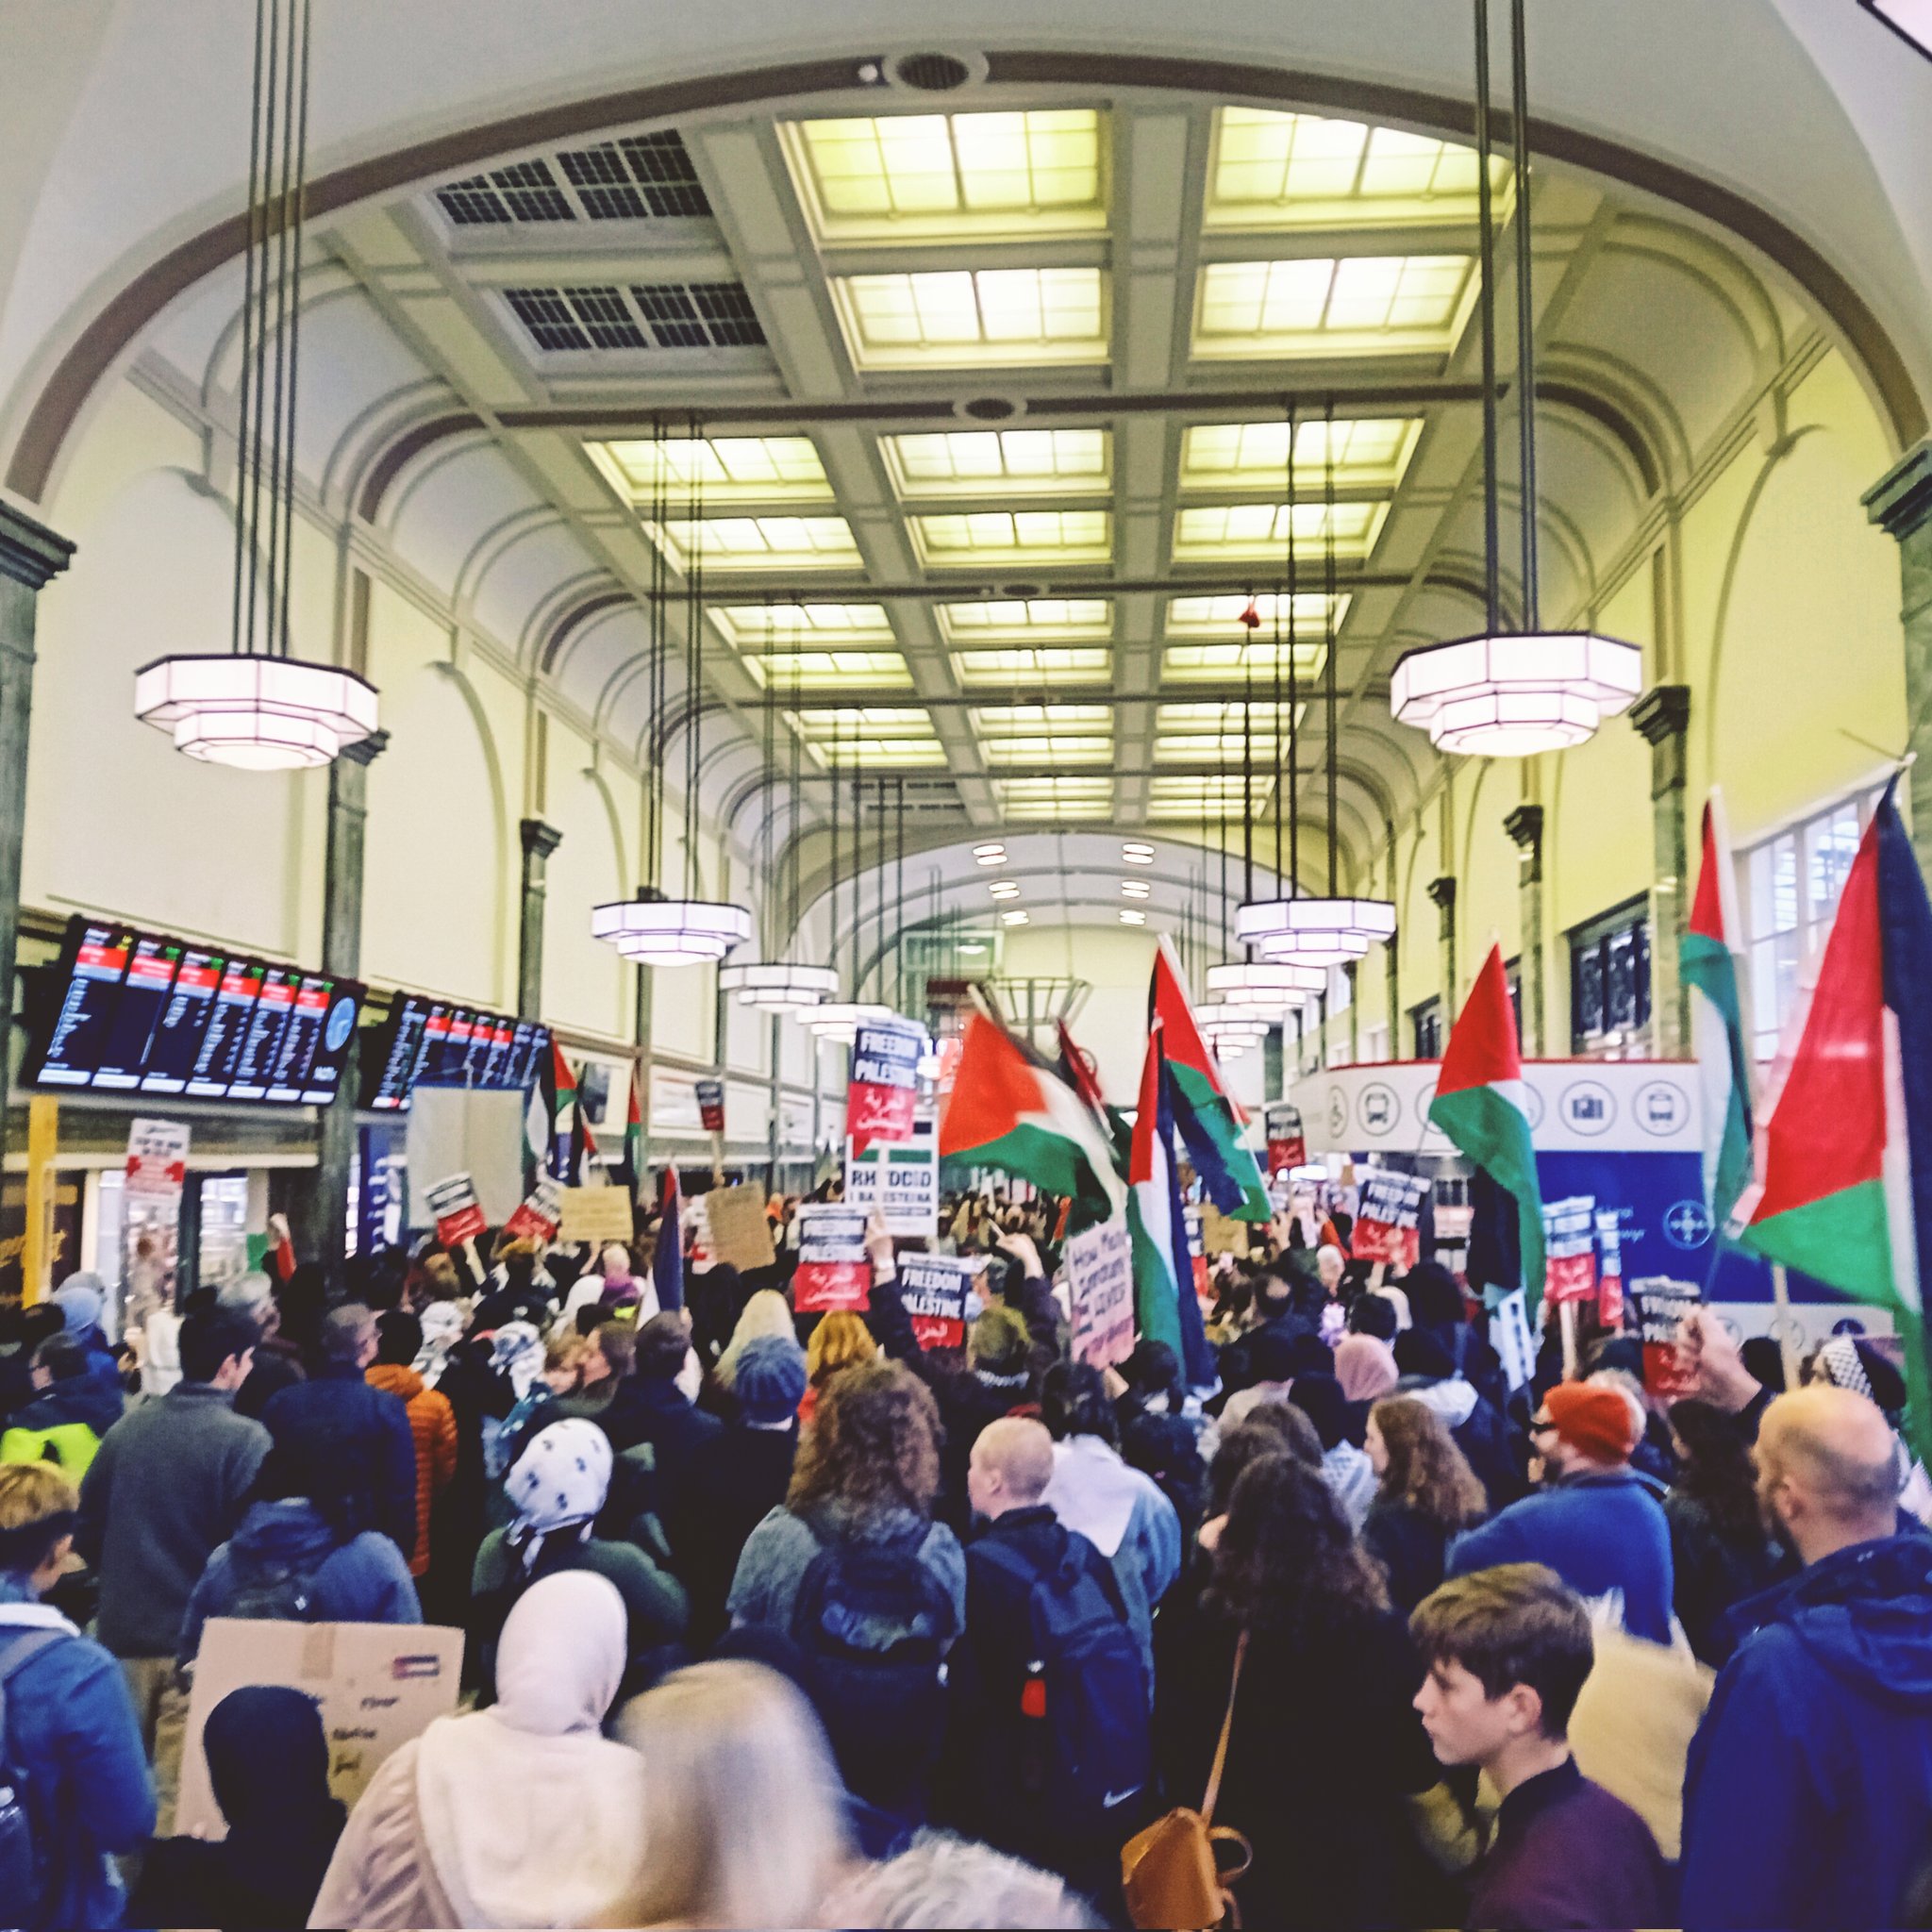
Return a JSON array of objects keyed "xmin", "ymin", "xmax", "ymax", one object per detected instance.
[
  {"xmin": 490, "ymin": 1321, "xmax": 544, "ymax": 1400},
  {"xmin": 412, "ymin": 1301, "xmax": 466, "ymax": 1389},
  {"xmin": 413, "ymin": 1572, "xmax": 649, "ymax": 1927},
  {"xmin": 503, "ymin": 1420, "xmax": 612, "ymax": 1571}
]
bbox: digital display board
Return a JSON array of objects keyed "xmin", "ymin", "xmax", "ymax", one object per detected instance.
[
  {"xmin": 362, "ymin": 992, "xmax": 550, "ymax": 1112},
  {"xmin": 24, "ymin": 915, "xmax": 363, "ymax": 1108}
]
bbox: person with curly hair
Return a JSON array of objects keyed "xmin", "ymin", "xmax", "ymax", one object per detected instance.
[
  {"xmin": 799, "ymin": 1308, "xmax": 877, "ymax": 1424},
  {"xmin": 726, "ymin": 1359, "xmax": 965, "ymax": 1824},
  {"xmin": 1154, "ymin": 1454, "xmax": 1447, "ymax": 1930},
  {"xmin": 1364, "ymin": 1395, "xmax": 1490, "ymax": 1613}
]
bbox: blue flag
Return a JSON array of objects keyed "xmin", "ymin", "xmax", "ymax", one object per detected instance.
[{"xmin": 653, "ymin": 1167, "xmax": 684, "ymax": 1313}]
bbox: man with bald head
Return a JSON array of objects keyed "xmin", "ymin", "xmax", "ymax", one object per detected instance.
[
  {"xmin": 1679, "ymin": 1383, "xmax": 1932, "ymax": 1930},
  {"xmin": 940, "ymin": 1417, "xmax": 1151, "ymax": 1889}
]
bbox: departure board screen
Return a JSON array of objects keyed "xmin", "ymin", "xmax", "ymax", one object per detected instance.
[
  {"xmin": 361, "ymin": 993, "xmax": 549, "ymax": 1111},
  {"xmin": 25, "ymin": 915, "xmax": 363, "ymax": 1108}
]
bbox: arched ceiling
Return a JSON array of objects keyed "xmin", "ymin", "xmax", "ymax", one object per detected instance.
[{"xmin": 2, "ymin": 9, "xmax": 1925, "ymax": 922}]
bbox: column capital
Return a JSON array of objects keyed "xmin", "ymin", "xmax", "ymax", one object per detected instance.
[
  {"xmin": 1425, "ymin": 874, "xmax": 1457, "ymax": 912},
  {"xmin": 0, "ymin": 501, "xmax": 75, "ymax": 592},
  {"xmin": 520, "ymin": 817, "xmax": 563, "ymax": 859},
  {"xmin": 1630, "ymin": 685, "xmax": 1691, "ymax": 746},
  {"xmin": 337, "ymin": 727, "xmax": 390, "ymax": 768},
  {"xmin": 1503, "ymin": 803, "xmax": 1544, "ymax": 851},
  {"xmin": 1864, "ymin": 438, "xmax": 1932, "ymax": 542}
]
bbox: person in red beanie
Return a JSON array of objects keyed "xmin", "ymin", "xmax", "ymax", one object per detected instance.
[{"xmin": 1442, "ymin": 1379, "xmax": 1675, "ymax": 1644}]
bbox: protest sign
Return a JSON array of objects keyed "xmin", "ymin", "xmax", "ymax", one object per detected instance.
[
  {"xmin": 899, "ymin": 1252, "xmax": 975, "ymax": 1352},
  {"xmin": 1492, "ymin": 1288, "xmax": 1536, "ymax": 1392},
  {"xmin": 846, "ymin": 1017, "xmax": 924, "ymax": 1158},
  {"xmin": 793, "ymin": 1204, "xmax": 872, "ymax": 1313},
  {"xmin": 844, "ymin": 1113, "xmax": 939, "ymax": 1238},
  {"xmin": 1065, "ymin": 1220, "xmax": 1135, "ymax": 1369},
  {"xmin": 1352, "ymin": 1168, "xmax": 1429, "ymax": 1270},
  {"xmin": 1197, "ymin": 1206, "xmax": 1250, "ymax": 1259},
  {"xmin": 176, "ymin": 1618, "xmax": 462, "ymax": 1840},
  {"xmin": 1634, "ymin": 1277, "xmax": 1704, "ymax": 1397},
  {"xmin": 125, "ymin": 1118, "xmax": 190, "ymax": 1203},
  {"xmin": 558, "ymin": 1184, "xmax": 635, "ymax": 1247},
  {"xmin": 424, "ymin": 1172, "xmax": 487, "ymax": 1247},
  {"xmin": 1595, "ymin": 1207, "xmax": 1626, "ymax": 1330},
  {"xmin": 1264, "ymin": 1102, "xmax": 1307, "ymax": 1176},
  {"xmin": 1182, "ymin": 1208, "xmax": 1208, "ymax": 1302},
  {"xmin": 1542, "ymin": 1195, "xmax": 1599, "ymax": 1305},
  {"xmin": 705, "ymin": 1183, "xmax": 777, "ymax": 1273},
  {"xmin": 694, "ymin": 1078, "xmax": 725, "ymax": 1134},
  {"xmin": 503, "ymin": 1176, "xmax": 562, "ymax": 1243}
]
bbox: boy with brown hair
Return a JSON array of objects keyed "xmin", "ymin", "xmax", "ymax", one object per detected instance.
[{"xmin": 1411, "ymin": 1563, "xmax": 1667, "ymax": 1930}]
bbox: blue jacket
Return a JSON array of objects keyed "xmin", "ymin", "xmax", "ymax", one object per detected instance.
[
  {"xmin": 179, "ymin": 1499, "xmax": 422, "ymax": 1661},
  {"xmin": 0, "ymin": 1604, "xmax": 155, "ymax": 1929},
  {"xmin": 68, "ymin": 1325, "xmax": 125, "ymax": 1431},
  {"xmin": 261, "ymin": 1362, "xmax": 418, "ymax": 1558},
  {"xmin": 1446, "ymin": 1470, "xmax": 1674, "ymax": 1643},
  {"xmin": 1680, "ymin": 1533, "xmax": 1932, "ymax": 1931}
]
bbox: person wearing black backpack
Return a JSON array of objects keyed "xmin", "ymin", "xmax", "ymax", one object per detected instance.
[
  {"xmin": 727, "ymin": 1359, "xmax": 964, "ymax": 1827},
  {"xmin": 942, "ymin": 1417, "xmax": 1152, "ymax": 1899},
  {"xmin": 0, "ymin": 1463, "xmax": 154, "ymax": 1930}
]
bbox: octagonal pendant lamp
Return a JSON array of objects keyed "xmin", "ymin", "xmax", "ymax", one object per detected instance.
[
  {"xmin": 592, "ymin": 415, "xmax": 751, "ymax": 969},
  {"xmin": 1390, "ymin": 0, "xmax": 1641, "ymax": 757},
  {"xmin": 137, "ymin": 0, "xmax": 379, "ymax": 772},
  {"xmin": 721, "ymin": 962, "xmax": 841, "ymax": 1012},
  {"xmin": 1205, "ymin": 959, "xmax": 1325, "ymax": 1011}
]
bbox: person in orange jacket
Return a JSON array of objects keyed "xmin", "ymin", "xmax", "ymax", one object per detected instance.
[{"xmin": 366, "ymin": 1310, "xmax": 458, "ymax": 1577}]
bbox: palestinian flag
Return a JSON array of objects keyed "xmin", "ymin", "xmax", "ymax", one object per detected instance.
[
  {"xmin": 1430, "ymin": 943, "xmax": 1545, "ymax": 1307},
  {"xmin": 654, "ymin": 1167, "xmax": 685, "ymax": 1313},
  {"xmin": 939, "ymin": 1013, "xmax": 1127, "ymax": 1230},
  {"xmin": 1149, "ymin": 938, "xmax": 1271, "ymax": 1223},
  {"xmin": 1737, "ymin": 783, "xmax": 1932, "ymax": 1465},
  {"xmin": 1057, "ymin": 1017, "xmax": 1132, "ymax": 1171},
  {"xmin": 545, "ymin": 1041, "xmax": 579, "ymax": 1182},
  {"xmin": 1127, "ymin": 1021, "xmax": 1218, "ymax": 1387},
  {"xmin": 1685, "ymin": 792, "xmax": 1755, "ymax": 1230},
  {"xmin": 614, "ymin": 1077, "xmax": 645, "ymax": 1201}
]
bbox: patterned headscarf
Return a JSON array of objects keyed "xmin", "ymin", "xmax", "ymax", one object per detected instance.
[
  {"xmin": 413, "ymin": 1301, "xmax": 467, "ymax": 1389},
  {"xmin": 490, "ymin": 1321, "xmax": 545, "ymax": 1400},
  {"xmin": 503, "ymin": 1420, "xmax": 613, "ymax": 1571}
]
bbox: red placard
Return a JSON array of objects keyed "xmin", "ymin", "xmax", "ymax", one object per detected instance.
[
  {"xmin": 504, "ymin": 1178, "xmax": 563, "ymax": 1244},
  {"xmin": 846, "ymin": 1019, "xmax": 923, "ymax": 1160},
  {"xmin": 1542, "ymin": 1196, "xmax": 1599, "ymax": 1306},
  {"xmin": 425, "ymin": 1173, "xmax": 487, "ymax": 1248},
  {"xmin": 792, "ymin": 1204, "xmax": 872, "ymax": 1313},
  {"xmin": 694, "ymin": 1078, "xmax": 725, "ymax": 1135},
  {"xmin": 1636, "ymin": 1279, "xmax": 1703, "ymax": 1398},
  {"xmin": 1264, "ymin": 1102, "xmax": 1307, "ymax": 1177}
]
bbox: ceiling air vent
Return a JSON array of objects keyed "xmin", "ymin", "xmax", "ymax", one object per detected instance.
[
  {"xmin": 885, "ymin": 49, "xmax": 983, "ymax": 92},
  {"xmin": 957, "ymin": 395, "xmax": 1025, "ymax": 424},
  {"xmin": 501, "ymin": 282, "xmax": 765, "ymax": 354},
  {"xmin": 437, "ymin": 130, "xmax": 710, "ymax": 226}
]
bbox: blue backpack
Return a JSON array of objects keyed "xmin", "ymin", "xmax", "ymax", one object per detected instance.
[
  {"xmin": 0, "ymin": 1627, "xmax": 70, "ymax": 1932},
  {"xmin": 973, "ymin": 1536, "xmax": 1153, "ymax": 1839}
]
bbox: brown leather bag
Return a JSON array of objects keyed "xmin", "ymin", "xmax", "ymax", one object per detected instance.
[{"xmin": 1121, "ymin": 1630, "xmax": 1254, "ymax": 1930}]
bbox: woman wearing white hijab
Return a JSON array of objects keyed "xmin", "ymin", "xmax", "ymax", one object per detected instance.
[{"xmin": 308, "ymin": 1571, "xmax": 650, "ymax": 1928}]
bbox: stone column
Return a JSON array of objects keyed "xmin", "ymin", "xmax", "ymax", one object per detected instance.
[
  {"xmin": 1426, "ymin": 875, "xmax": 1457, "ymax": 1016},
  {"xmin": 1631, "ymin": 686, "xmax": 1691, "ymax": 1056},
  {"xmin": 304, "ymin": 730, "xmax": 388, "ymax": 1282},
  {"xmin": 517, "ymin": 819, "xmax": 563, "ymax": 1021},
  {"xmin": 1504, "ymin": 805, "xmax": 1545, "ymax": 1055},
  {"xmin": 1343, "ymin": 960, "xmax": 1359, "ymax": 1064},
  {"xmin": 0, "ymin": 506, "xmax": 75, "ymax": 1173},
  {"xmin": 631, "ymin": 932, "xmax": 654, "ymax": 1185},
  {"xmin": 1864, "ymin": 440, "xmax": 1932, "ymax": 876}
]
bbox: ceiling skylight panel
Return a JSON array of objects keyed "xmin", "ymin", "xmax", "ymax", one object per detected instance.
[
  {"xmin": 1161, "ymin": 639, "xmax": 1330, "ymax": 682},
  {"xmin": 1165, "ymin": 591, "xmax": 1348, "ymax": 635},
  {"xmin": 791, "ymin": 706, "xmax": 945, "ymax": 768},
  {"xmin": 1147, "ymin": 774, "xmax": 1275, "ymax": 818},
  {"xmin": 1180, "ymin": 420, "xmax": 1421, "ymax": 494},
  {"xmin": 1170, "ymin": 499, "xmax": 1385, "ymax": 562},
  {"xmin": 995, "ymin": 775, "xmax": 1114, "ymax": 819},
  {"xmin": 835, "ymin": 268, "xmax": 1107, "ymax": 369},
  {"xmin": 911, "ymin": 508, "xmax": 1111, "ymax": 566},
  {"xmin": 1192, "ymin": 256, "xmax": 1475, "ymax": 358},
  {"xmin": 953, "ymin": 647, "xmax": 1111, "ymax": 685},
  {"xmin": 594, "ymin": 436, "xmax": 831, "ymax": 504},
  {"xmin": 710, "ymin": 603, "xmax": 893, "ymax": 648},
  {"xmin": 747, "ymin": 651, "xmax": 911, "ymax": 691},
  {"xmin": 939, "ymin": 599, "xmax": 1112, "ymax": 641},
  {"xmin": 648, "ymin": 515, "xmax": 861, "ymax": 572},
  {"xmin": 885, "ymin": 429, "xmax": 1109, "ymax": 498}
]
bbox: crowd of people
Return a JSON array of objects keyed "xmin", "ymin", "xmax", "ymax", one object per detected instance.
[{"xmin": 2, "ymin": 1183, "xmax": 1931, "ymax": 1929}]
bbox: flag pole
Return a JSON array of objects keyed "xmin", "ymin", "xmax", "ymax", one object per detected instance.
[{"xmin": 1771, "ymin": 1263, "xmax": 1801, "ymax": 1387}]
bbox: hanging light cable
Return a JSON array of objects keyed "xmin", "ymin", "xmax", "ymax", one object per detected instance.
[
  {"xmin": 135, "ymin": 0, "xmax": 379, "ymax": 768},
  {"xmin": 813, "ymin": 704, "xmax": 890, "ymax": 1041},
  {"xmin": 1390, "ymin": 0, "xmax": 1641, "ymax": 756},
  {"xmin": 594, "ymin": 426, "xmax": 751, "ymax": 966}
]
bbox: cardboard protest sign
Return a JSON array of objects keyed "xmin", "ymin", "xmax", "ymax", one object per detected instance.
[
  {"xmin": 1492, "ymin": 1288, "xmax": 1536, "ymax": 1392},
  {"xmin": 1633, "ymin": 1277, "xmax": 1704, "ymax": 1397},
  {"xmin": 694, "ymin": 1078, "xmax": 725, "ymax": 1134},
  {"xmin": 503, "ymin": 1176, "xmax": 562, "ymax": 1243},
  {"xmin": 844, "ymin": 1113, "xmax": 939, "ymax": 1238},
  {"xmin": 1065, "ymin": 1220, "xmax": 1135, "ymax": 1369},
  {"xmin": 846, "ymin": 1017, "xmax": 924, "ymax": 1158},
  {"xmin": 899, "ymin": 1252, "xmax": 975, "ymax": 1352},
  {"xmin": 1542, "ymin": 1195, "xmax": 1598, "ymax": 1305},
  {"xmin": 1198, "ymin": 1206, "xmax": 1249, "ymax": 1259},
  {"xmin": 704, "ymin": 1183, "xmax": 777, "ymax": 1272},
  {"xmin": 1352, "ymin": 1168, "xmax": 1429, "ymax": 1270},
  {"xmin": 1264, "ymin": 1102, "xmax": 1307, "ymax": 1177},
  {"xmin": 793, "ymin": 1204, "xmax": 872, "ymax": 1313},
  {"xmin": 1183, "ymin": 1208, "xmax": 1208, "ymax": 1302},
  {"xmin": 176, "ymin": 1619, "xmax": 463, "ymax": 1840},
  {"xmin": 558, "ymin": 1184, "xmax": 635, "ymax": 1247},
  {"xmin": 125, "ymin": 1118, "xmax": 190, "ymax": 1203},
  {"xmin": 424, "ymin": 1172, "xmax": 487, "ymax": 1248}
]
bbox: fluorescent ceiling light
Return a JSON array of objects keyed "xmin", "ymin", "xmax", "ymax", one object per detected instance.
[
  {"xmin": 1122, "ymin": 841, "xmax": 1156, "ymax": 863},
  {"xmin": 1179, "ymin": 419, "xmax": 1421, "ymax": 493},
  {"xmin": 989, "ymin": 880, "xmax": 1021, "ymax": 899},
  {"xmin": 1207, "ymin": 107, "xmax": 1507, "ymax": 229},
  {"xmin": 1193, "ymin": 256, "xmax": 1475, "ymax": 358},
  {"xmin": 1002, "ymin": 908, "xmax": 1031, "ymax": 926},
  {"xmin": 973, "ymin": 842, "xmax": 1008, "ymax": 864},
  {"xmin": 646, "ymin": 515, "xmax": 860, "ymax": 573},
  {"xmin": 912, "ymin": 509, "xmax": 1111, "ymax": 567},
  {"xmin": 1170, "ymin": 500, "xmax": 1386, "ymax": 563},
  {"xmin": 883, "ymin": 428, "xmax": 1109, "ymax": 498},
  {"xmin": 834, "ymin": 267, "xmax": 1108, "ymax": 370},
  {"xmin": 592, "ymin": 435, "xmax": 830, "ymax": 503},
  {"xmin": 1122, "ymin": 879, "xmax": 1151, "ymax": 898},
  {"xmin": 1120, "ymin": 909, "xmax": 1147, "ymax": 924},
  {"xmin": 786, "ymin": 108, "xmax": 1106, "ymax": 243},
  {"xmin": 953, "ymin": 647, "xmax": 1111, "ymax": 686}
]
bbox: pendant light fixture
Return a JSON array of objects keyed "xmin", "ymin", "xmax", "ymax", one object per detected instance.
[
  {"xmin": 135, "ymin": 0, "xmax": 377, "ymax": 769},
  {"xmin": 1390, "ymin": 0, "xmax": 1641, "ymax": 756},
  {"xmin": 1238, "ymin": 401, "xmax": 1395, "ymax": 966},
  {"xmin": 594, "ymin": 418, "xmax": 751, "ymax": 967},
  {"xmin": 721, "ymin": 603, "xmax": 837, "ymax": 1011}
]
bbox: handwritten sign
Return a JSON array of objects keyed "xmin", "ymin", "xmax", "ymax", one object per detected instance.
[
  {"xmin": 1066, "ymin": 1221, "xmax": 1135, "ymax": 1369},
  {"xmin": 558, "ymin": 1184, "xmax": 635, "ymax": 1247}
]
